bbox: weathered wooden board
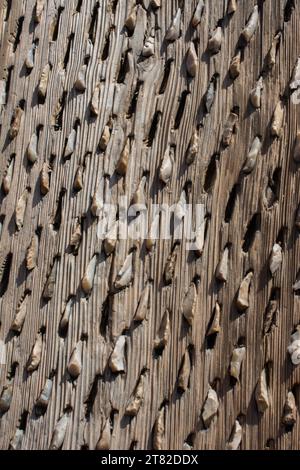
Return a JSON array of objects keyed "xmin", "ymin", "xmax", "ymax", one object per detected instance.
[{"xmin": 0, "ymin": 0, "xmax": 300, "ymax": 450}]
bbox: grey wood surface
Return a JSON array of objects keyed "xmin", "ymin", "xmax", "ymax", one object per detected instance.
[{"xmin": 0, "ymin": 0, "xmax": 300, "ymax": 450}]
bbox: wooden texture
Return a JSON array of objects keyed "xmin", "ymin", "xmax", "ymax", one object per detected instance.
[{"xmin": 0, "ymin": 0, "xmax": 300, "ymax": 450}]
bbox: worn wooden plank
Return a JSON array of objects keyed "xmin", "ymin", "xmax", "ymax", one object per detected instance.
[{"xmin": 0, "ymin": 0, "xmax": 300, "ymax": 450}]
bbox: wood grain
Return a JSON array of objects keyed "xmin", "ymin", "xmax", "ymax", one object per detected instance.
[{"xmin": 0, "ymin": 0, "xmax": 300, "ymax": 450}]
